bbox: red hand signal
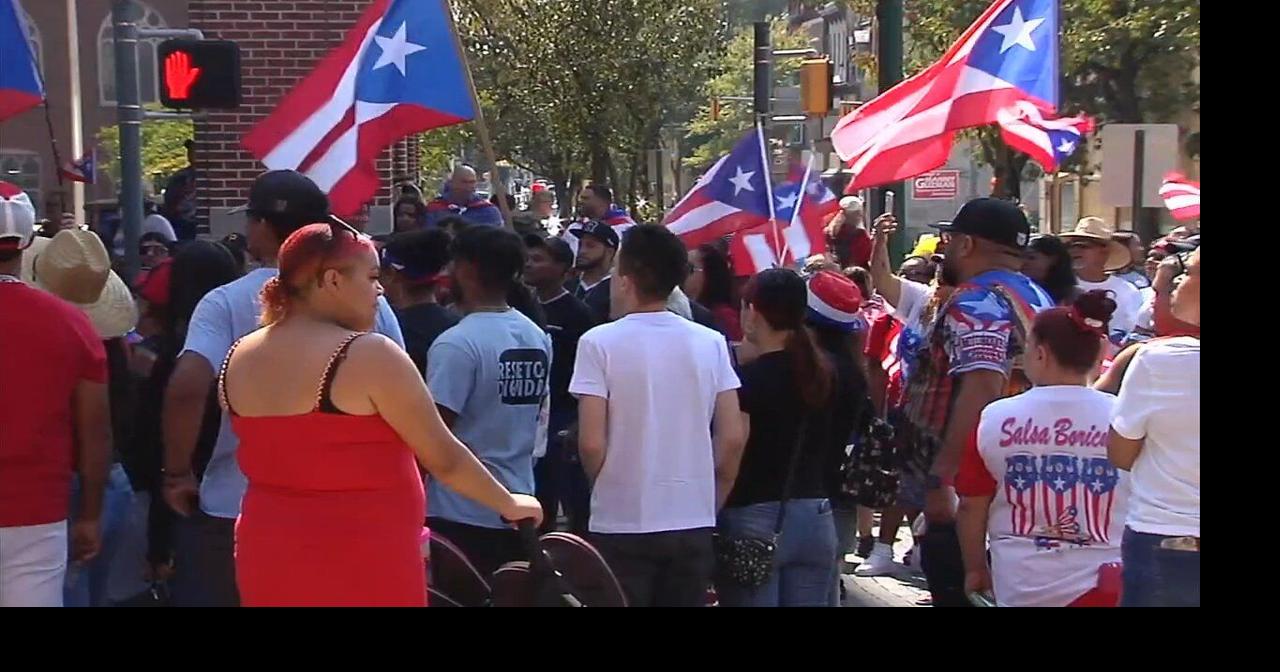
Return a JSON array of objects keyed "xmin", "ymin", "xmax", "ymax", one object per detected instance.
[{"xmin": 164, "ymin": 51, "xmax": 202, "ymax": 100}]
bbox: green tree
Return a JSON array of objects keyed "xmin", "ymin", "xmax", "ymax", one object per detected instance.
[
  {"xmin": 97, "ymin": 111, "xmax": 193, "ymax": 194},
  {"xmin": 451, "ymin": 0, "xmax": 726, "ymax": 214},
  {"xmin": 904, "ymin": 0, "xmax": 1200, "ymax": 199},
  {"xmin": 682, "ymin": 18, "xmax": 808, "ymax": 170}
]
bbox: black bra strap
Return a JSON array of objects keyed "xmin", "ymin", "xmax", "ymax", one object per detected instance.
[
  {"xmin": 315, "ymin": 332, "xmax": 367, "ymax": 414},
  {"xmin": 218, "ymin": 338, "xmax": 247, "ymax": 416}
]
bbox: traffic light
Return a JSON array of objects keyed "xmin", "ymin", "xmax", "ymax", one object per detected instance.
[
  {"xmin": 799, "ymin": 57, "xmax": 834, "ymax": 117},
  {"xmin": 158, "ymin": 39, "xmax": 241, "ymax": 109}
]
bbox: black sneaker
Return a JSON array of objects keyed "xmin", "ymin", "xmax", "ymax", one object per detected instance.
[{"xmin": 855, "ymin": 536, "xmax": 875, "ymax": 559}]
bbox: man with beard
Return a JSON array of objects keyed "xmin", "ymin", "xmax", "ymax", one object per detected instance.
[
  {"xmin": 901, "ymin": 199, "xmax": 1054, "ymax": 607},
  {"xmin": 565, "ymin": 221, "xmax": 618, "ymax": 323}
]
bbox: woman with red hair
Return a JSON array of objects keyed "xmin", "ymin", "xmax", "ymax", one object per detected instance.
[
  {"xmin": 218, "ymin": 223, "xmax": 542, "ymax": 607},
  {"xmin": 955, "ymin": 290, "xmax": 1131, "ymax": 607}
]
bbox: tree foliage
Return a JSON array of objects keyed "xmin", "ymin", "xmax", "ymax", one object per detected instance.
[
  {"xmin": 97, "ymin": 110, "xmax": 193, "ymax": 193},
  {"xmin": 682, "ymin": 17, "xmax": 808, "ymax": 170},
  {"xmin": 441, "ymin": 0, "xmax": 726, "ymax": 213}
]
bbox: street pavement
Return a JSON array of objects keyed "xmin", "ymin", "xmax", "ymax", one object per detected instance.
[{"xmin": 841, "ymin": 520, "xmax": 931, "ymax": 608}]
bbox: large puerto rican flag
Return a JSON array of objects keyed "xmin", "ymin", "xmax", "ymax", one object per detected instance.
[
  {"xmin": 243, "ymin": 0, "xmax": 475, "ymax": 216},
  {"xmin": 664, "ymin": 126, "xmax": 774, "ymax": 249},
  {"xmin": 0, "ymin": 0, "xmax": 43, "ymax": 123},
  {"xmin": 831, "ymin": 0, "xmax": 1058, "ymax": 191},
  {"xmin": 996, "ymin": 100, "xmax": 1093, "ymax": 172}
]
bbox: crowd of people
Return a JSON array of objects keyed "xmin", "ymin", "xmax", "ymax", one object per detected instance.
[{"xmin": 0, "ymin": 160, "xmax": 1199, "ymax": 607}]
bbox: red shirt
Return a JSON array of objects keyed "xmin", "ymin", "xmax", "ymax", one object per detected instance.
[{"xmin": 0, "ymin": 281, "xmax": 108, "ymax": 527}]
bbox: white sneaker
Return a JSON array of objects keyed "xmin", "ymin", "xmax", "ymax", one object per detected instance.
[{"xmin": 854, "ymin": 542, "xmax": 897, "ymax": 577}]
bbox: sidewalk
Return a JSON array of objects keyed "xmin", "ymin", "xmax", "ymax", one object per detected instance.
[{"xmin": 840, "ymin": 520, "xmax": 931, "ymax": 608}]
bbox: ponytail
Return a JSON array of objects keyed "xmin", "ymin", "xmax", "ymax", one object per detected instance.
[
  {"xmin": 259, "ymin": 275, "xmax": 290, "ymax": 326},
  {"xmin": 786, "ymin": 325, "xmax": 833, "ymax": 410}
]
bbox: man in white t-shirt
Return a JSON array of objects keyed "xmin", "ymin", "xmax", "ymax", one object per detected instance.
[
  {"xmin": 570, "ymin": 224, "xmax": 746, "ymax": 607},
  {"xmin": 1108, "ymin": 247, "xmax": 1199, "ymax": 607},
  {"xmin": 1061, "ymin": 218, "xmax": 1143, "ymax": 348}
]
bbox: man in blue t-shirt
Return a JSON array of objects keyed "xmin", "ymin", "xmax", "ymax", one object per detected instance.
[{"xmin": 426, "ymin": 227, "xmax": 551, "ymax": 577}]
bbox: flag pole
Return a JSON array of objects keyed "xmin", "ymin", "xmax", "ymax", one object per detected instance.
[
  {"xmin": 755, "ymin": 121, "xmax": 779, "ymax": 266},
  {"xmin": 440, "ymin": 0, "xmax": 513, "ymax": 231},
  {"xmin": 785, "ymin": 150, "xmax": 816, "ymax": 264}
]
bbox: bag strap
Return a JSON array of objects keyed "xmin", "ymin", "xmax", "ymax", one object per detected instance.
[{"xmin": 772, "ymin": 416, "xmax": 810, "ymax": 536}]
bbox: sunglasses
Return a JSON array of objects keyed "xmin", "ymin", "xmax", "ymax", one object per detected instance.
[{"xmin": 140, "ymin": 244, "xmax": 169, "ymax": 256}]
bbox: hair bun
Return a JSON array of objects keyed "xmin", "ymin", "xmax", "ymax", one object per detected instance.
[{"xmin": 1071, "ymin": 289, "xmax": 1117, "ymax": 329}]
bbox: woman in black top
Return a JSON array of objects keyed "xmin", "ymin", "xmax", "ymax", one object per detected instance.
[
  {"xmin": 717, "ymin": 268, "xmax": 840, "ymax": 607},
  {"xmin": 130, "ymin": 241, "xmax": 240, "ymax": 587}
]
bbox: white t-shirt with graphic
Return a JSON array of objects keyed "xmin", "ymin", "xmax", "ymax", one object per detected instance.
[
  {"xmin": 1111, "ymin": 336, "xmax": 1200, "ymax": 537},
  {"xmin": 957, "ymin": 386, "xmax": 1129, "ymax": 608}
]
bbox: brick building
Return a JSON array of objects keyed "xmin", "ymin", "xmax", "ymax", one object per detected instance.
[{"xmin": 2, "ymin": 0, "xmax": 417, "ymax": 235}]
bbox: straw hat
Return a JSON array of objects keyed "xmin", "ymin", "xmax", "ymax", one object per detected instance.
[
  {"xmin": 32, "ymin": 229, "xmax": 138, "ymax": 338},
  {"xmin": 1060, "ymin": 217, "xmax": 1131, "ymax": 271}
]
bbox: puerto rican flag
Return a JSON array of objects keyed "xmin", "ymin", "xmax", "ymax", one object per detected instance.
[
  {"xmin": 0, "ymin": 0, "xmax": 43, "ymax": 123},
  {"xmin": 243, "ymin": 0, "xmax": 475, "ymax": 216},
  {"xmin": 60, "ymin": 150, "xmax": 96, "ymax": 184},
  {"xmin": 665, "ymin": 126, "xmax": 774, "ymax": 249},
  {"xmin": 1159, "ymin": 172, "xmax": 1200, "ymax": 221},
  {"xmin": 996, "ymin": 100, "xmax": 1093, "ymax": 171},
  {"xmin": 832, "ymin": 0, "xmax": 1059, "ymax": 191},
  {"xmin": 728, "ymin": 157, "xmax": 839, "ymax": 276}
]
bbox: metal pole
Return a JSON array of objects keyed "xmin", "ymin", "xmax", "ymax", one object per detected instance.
[
  {"xmin": 440, "ymin": 0, "xmax": 512, "ymax": 230},
  {"xmin": 66, "ymin": 0, "xmax": 85, "ymax": 225},
  {"xmin": 876, "ymin": 0, "xmax": 906, "ymax": 261},
  {"xmin": 753, "ymin": 22, "xmax": 772, "ymax": 122},
  {"xmin": 1131, "ymin": 129, "xmax": 1148, "ymax": 241},
  {"xmin": 113, "ymin": 0, "xmax": 144, "ymax": 285}
]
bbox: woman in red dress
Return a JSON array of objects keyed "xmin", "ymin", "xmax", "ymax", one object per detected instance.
[{"xmin": 220, "ymin": 222, "xmax": 541, "ymax": 607}]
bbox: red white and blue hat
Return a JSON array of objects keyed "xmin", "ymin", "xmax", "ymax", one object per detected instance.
[{"xmin": 806, "ymin": 270, "xmax": 864, "ymax": 333}]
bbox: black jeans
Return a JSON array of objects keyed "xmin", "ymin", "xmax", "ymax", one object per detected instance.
[
  {"xmin": 534, "ymin": 416, "xmax": 591, "ymax": 535},
  {"xmin": 170, "ymin": 510, "xmax": 240, "ymax": 607},
  {"xmin": 920, "ymin": 521, "xmax": 970, "ymax": 608},
  {"xmin": 590, "ymin": 528, "xmax": 714, "ymax": 608},
  {"xmin": 426, "ymin": 517, "xmax": 524, "ymax": 580}
]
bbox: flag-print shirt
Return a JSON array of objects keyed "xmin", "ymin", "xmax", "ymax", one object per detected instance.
[
  {"xmin": 900, "ymin": 269, "xmax": 1053, "ymax": 475},
  {"xmin": 956, "ymin": 386, "xmax": 1129, "ymax": 607}
]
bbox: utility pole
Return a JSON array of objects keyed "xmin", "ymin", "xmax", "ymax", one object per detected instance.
[
  {"xmin": 876, "ymin": 0, "xmax": 907, "ymax": 262},
  {"xmin": 113, "ymin": 0, "xmax": 144, "ymax": 285}
]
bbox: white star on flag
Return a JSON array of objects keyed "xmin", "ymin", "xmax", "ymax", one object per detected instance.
[
  {"xmin": 728, "ymin": 166, "xmax": 756, "ymax": 196},
  {"xmin": 776, "ymin": 191, "xmax": 798, "ymax": 211},
  {"xmin": 1057, "ymin": 139, "xmax": 1075, "ymax": 154},
  {"xmin": 991, "ymin": 7, "xmax": 1045, "ymax": 54},
  {"xmin": 372, "ymin": 22, "xmax": 427, "ymax": 75}
]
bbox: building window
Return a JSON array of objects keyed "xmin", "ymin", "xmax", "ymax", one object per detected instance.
[
  {"xmin": 0, "ymin": 151, "xmax": 42, "ymax": 210},
  {"xmin": 99, "ymin": 2, "xmax": 167, "ymax": 106}
]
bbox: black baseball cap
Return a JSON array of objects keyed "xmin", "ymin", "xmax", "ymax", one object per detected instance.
[
  {"xmin": 524, "ymin": 233, "xmax": 574, "ymax": 267},
  {"xmin": 228, "ymin": 170, "xmax": 332, "ymax": 223},
  {"xmin": 931, "ymin": 198, "xmax": 1031, "ymax": 250},
  {"xmin": 570, "ymin": 219, "xmax": 620, "ymax": 248}
]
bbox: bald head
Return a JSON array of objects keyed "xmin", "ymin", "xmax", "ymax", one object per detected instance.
[{"xmin": 449, "ymin": 165, "xmax": 478, "ymax": 203}]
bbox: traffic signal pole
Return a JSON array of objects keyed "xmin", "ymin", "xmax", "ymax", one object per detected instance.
[
  {"xmin": 113, "ymin": 0, "xmax": 145, "ymax": 285},
  {"xmin": 112, "ymin": 0, "xmax": 206, "ymax": 284},
  {"xmin": 876, "ymin": 0, "xmax": 907, "ymax": 263}
]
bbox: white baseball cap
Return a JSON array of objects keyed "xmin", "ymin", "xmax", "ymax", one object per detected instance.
[
  {"xmin": 839, "ymin": 195, "xmax": 864, "ymax": 211},
  {"xmin": 0, "ymin": 180, "xmax": 36, "ymax": 252}
]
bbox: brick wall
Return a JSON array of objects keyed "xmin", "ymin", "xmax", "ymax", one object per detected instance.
[{"xmin": 189, "ymin": 0, "xmax": 413, "ymax": 227}]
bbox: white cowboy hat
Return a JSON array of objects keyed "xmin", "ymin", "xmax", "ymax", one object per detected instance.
[
  {"xmin": 1060, "ymin": 216, "xmax": 1131, "ymax": 272},
  {"xmin": 32, "ymin": 229, "xmax": 138, "ymax": 339}
]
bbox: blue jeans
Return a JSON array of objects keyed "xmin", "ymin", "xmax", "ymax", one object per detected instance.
[
  {"xmin": 717, "ymin": 499, "xmax": 839, "ymax": 607},
  {"xmin": 1121, "ymin": 527, "xmax": 1200, "ymax": 607},
  {"xmin": 65, "ymin": 464, "xmax": 146, "ymax": 607}
]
